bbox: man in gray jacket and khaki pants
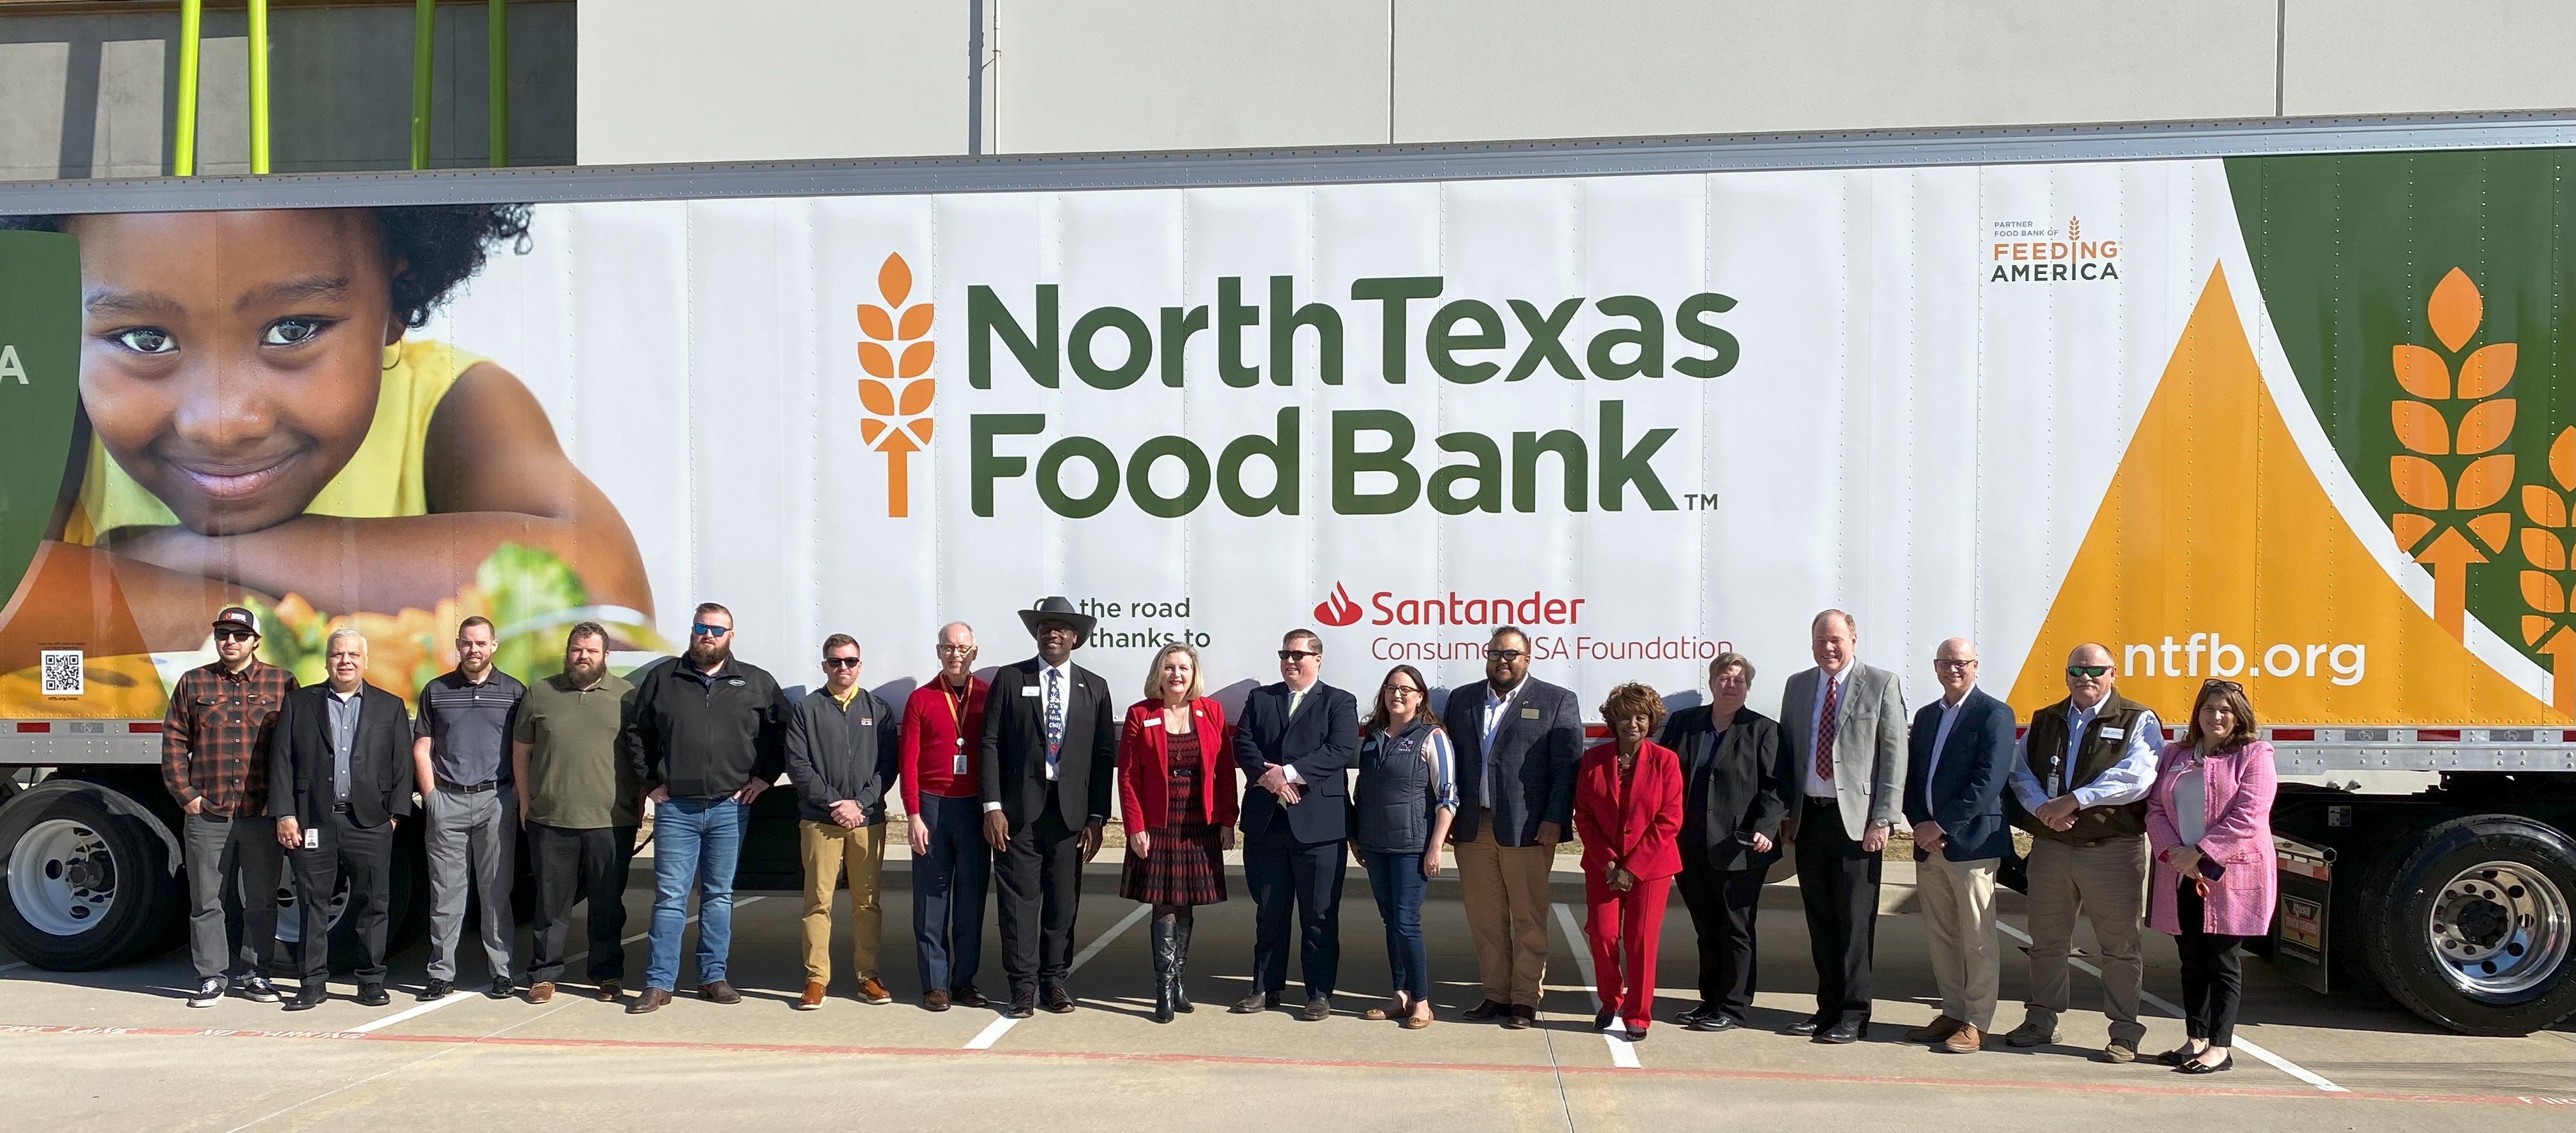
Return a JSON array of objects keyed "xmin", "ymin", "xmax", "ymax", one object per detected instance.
[
  {"xmin": 1777, "ymin": 609, "xmax": 1908, "ymax": 1045},
  {"xmin": 787, "ymin": 633, "xmax": 901, "ymax": 1010}
]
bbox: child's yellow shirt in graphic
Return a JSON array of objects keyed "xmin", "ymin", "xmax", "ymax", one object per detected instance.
[{"xmin": 66, "ymin": 339, "xmax": 482, "ymax": 543}]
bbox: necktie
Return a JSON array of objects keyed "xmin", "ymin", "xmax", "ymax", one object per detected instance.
[
  {"xmin": 1814, "ymin": 673, "xmax": 1839, "ymax": 784},
  {"xmin": 1288, "ymin": 686, "xmax": 1305, "ymax": 718},
  {"xmin": 1044, "ymin": 667, "xmax": 1064, "ymax": 777}
]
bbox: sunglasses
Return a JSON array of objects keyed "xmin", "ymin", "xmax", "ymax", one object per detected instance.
[
  {"xmin": 691, "ymin": 623, "xmax": 732, "ymax": 637},
  {"xmin": 2064, "ymin": 664, "xmax": 2111, "ymax": 678},
  {"xmin": 2202, "ymin": 678, "xmax": 2243, "ymax": 692},
  {"xmin": 214, "ymin": 629, "xmax": 258, "ymax": 643},
  {"xmin": 1278, "ymin": 650, "xmax": 1319, "ymax": 660},
  {"xmin": 822, "ymin": 657, "xmax": 861, "ymax": 669},
  {"xmin": 1483, "ymin": 648, "xmax": 1526, "ymax": 661}
]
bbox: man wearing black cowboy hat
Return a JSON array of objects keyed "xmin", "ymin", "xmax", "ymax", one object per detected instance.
[{"xmin": 979, "ymin": 597, "xmax": 1119, "ymax": 1017}]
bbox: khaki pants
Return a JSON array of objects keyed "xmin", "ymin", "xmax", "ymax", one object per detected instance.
[
  {"xmin": 1917, "ymin": 853, "xmax": 2000, "ymax": 1030},
  {"xmin": 799, "ymin": 819, "xmax": 887, "ymax": 985},
  {"xmin": 2021, "ymin": 835, "xmax": 2147, "ymax": 1046},
  {"xmin": 1454, "ymin": 810, "xmax": 1554, "ymax": 1007}
]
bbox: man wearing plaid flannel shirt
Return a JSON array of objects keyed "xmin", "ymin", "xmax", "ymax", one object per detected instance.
[{"xmin": 164, "ymin": 606, "xmax": 300, "ymax": 1007}]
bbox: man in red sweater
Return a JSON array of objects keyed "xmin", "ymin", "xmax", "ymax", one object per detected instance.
[{"xmin": 900, "ymin": 621, "xmax": 991, "ymax": 1011}]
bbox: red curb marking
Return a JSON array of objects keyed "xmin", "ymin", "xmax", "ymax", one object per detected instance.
[{"xmin": 2, "ymin": 1022, "xmax": 2568, "ymax": 1108}]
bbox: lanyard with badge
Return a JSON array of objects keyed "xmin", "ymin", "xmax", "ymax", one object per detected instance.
[{"xmin": 945, "ymin": 680, "xmax": 972, "ymax": 777}]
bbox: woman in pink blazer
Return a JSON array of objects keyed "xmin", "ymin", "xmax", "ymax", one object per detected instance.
[
  {"xmin": 2144, "ymin": 678, "xmax": 2276, "ymax": 1075},
  {"xmin": 1573, "ymin": 682, "xmax": 1685, "ymax": 1041}
]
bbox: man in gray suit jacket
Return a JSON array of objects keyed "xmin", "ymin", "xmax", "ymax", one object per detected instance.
[
  {"xmin": 1776, "ymin": 609, "xmax": 1906, "ymax": 1044},
  {"xmin": 1441, "ymin": 626, "xmax": 1582, "ymax": 1030}
]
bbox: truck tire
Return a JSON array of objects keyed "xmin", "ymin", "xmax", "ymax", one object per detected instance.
[
  {"xmin": 0, "ymin": 789, "xmax": 180, "ymax": 971},
  {"xmin": 2358, "ymin": 814, "xmax": 2576, "ymax": 1035}
]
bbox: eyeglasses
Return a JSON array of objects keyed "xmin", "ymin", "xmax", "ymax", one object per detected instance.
[
  {"xmin": 1277, "ymin": 650, "xmax": 1319, "ymax": 661},
  {"xmin": 1483, "ymin": 648, "xmax": 1525, "ymax": 661},
  {"xmin": 1934, "ymin": 658, "xmax": 1977, "ymax": 670},
  {"xmin": 690, "ymin": 623, "xmax": 731, "ymax": 637},
  {"xmin": 214, "ymin": 629, "xmax": 257, "ymax": 643},
  {"xmin": 1380, "ymin": 685, "xmax": 1422, "ymax": 697},
  {"xmin": 2064, "ymin": 664, "xmax": 2111, "ymax": 678},
  {"xmin": 2202, "ymin": 678, "xmax": 2243, "ymax": 692},
  {"xmin": 822, "ymin": 657, "xmax": 861, "ymax": 669},
  {"xmin": 935, "ymin": 644, "xmax": 974, "ymax": 655}
]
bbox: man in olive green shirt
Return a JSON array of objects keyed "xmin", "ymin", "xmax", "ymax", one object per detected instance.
[{"xmin": 511, "ymin": 623, "xmax": 641, "ymax": 1003}]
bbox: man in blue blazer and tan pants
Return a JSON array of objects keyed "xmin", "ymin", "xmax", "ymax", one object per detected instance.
[
  {"xmin": 1904, "ymin": 637, "xmax": 2016, "ymax": 1053},
  {"xmin": 1232, "ymin": 628, "xmax": 1359, "ymax": 1020}
]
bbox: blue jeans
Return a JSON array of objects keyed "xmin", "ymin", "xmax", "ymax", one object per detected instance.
[
  {"xmin": 912, "ymin": 793, "xmax": 991, "ymax": 993},
  {"xmin": 1361, "ymin": 849, "xmax": 1430, "ymax": 1001},
  {"xmin": 645, "ymin": 796, "xmax": 746, "ymax": 991}
]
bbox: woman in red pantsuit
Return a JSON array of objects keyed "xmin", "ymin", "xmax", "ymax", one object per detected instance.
[
  {"xmin": 1574, "ymin": 681, "xmax": 1684, "ymax": 1041},
  {"xmin": 1117, "ymin": 643, "xmax": 1238, "ymax": 1024}
]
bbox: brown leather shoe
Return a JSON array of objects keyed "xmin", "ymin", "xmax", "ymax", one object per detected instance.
[
  {"xmin": 595, "ymin": 980, "xmax": 622, "ymax": 1003},
  {"xmin": 699, "ymin": 980, "xmax": 742, "ymax": 1005},
  {"xmin": 797, "ymin": 982, "xmax": 827, "ymax": 1010},
  {"xmin": 625, "ymin": 986, "xmax": 671, "ymax": 1014},
  {"xmin": 1907, "ymin": 1015, "xmax": 1965, "ymax": 1044},
  {"xmin": 1943, "ymin": 1024, "xmax": 1986, "ymax": 1053},
  {"xmin": 855, "ymin": 976, "xmax": 893, "ymax": 1005},
  {"xmin": 526, "ymin": 982, "xmax": 556, "ymax": 1005},
  {"xmin": 923, "ymin": 989, "xmax": 951, "ymax": 1012}
]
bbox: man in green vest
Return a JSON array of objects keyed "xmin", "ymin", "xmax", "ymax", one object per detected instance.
[{"xmin": 2003, "ymin": 643, "xmax": 2165, "ymax": 1064}]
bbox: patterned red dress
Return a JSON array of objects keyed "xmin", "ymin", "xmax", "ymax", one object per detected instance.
[{"xmin": 1119, "ymin": 728, "xmax": 1227, "ymax": 906}]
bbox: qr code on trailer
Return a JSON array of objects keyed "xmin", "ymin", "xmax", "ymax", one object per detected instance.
[{"xmin": 40, "ymin": 650, "xmax": 82, "ymax": 696}]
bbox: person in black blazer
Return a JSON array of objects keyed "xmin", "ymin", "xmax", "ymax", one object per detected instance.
[
  {"xmin": 1441, "ymin": 626, "xmax": 1582, "ymax": 1030},
  {"xmin": 268, "ymin": 629, "xmax": 417, "ymax": 1010},
  {"xmin": 1903, "ymin": 638, "xmax": 2018, "ymax": 1053},
  {"xmin": 979, "ymin": 597, "xmax": 1119, "ymax": 1018},
  {"xmin": 1229, "ymin": 628, "xmax": 1359, "ymax": 1021},
  {"xmin": 1656, "ymin": 652, "xmax": 1790, "ymax": 1032}
]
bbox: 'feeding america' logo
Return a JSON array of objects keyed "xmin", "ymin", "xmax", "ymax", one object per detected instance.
[{"xmin": 1988, "ymin": 217, "xmax": 2120, "ymax": 284}]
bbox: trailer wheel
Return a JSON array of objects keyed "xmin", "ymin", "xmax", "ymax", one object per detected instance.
[
  {"xmin": 0, "ymin": 790, "xmax": 178, "ymax": 970},
  {"xmin": 2359, "ymin": 814, "xmax": 2576, "ymax": 1035}
]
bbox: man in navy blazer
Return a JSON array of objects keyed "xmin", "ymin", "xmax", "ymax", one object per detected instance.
[
  {"xmin": 1230, "ymin": 628, "xmax": 1358, "ymax": 1020},
  {"xmin": 1441, "ymin": 626, "xmax": 1582, "ymax": 1030},
  {"xmin": 1903, "ymin": 637, "xmax": 2016, "ymax": 1053}
]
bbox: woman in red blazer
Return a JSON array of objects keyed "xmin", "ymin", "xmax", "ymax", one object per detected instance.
[
  {"xmin": 1574, "ymin": 681, "xmax": 1685, "ymax": 1041},
  {"xmin": 1117, "ymin": 643, "xmax": 1238, "ymax": 1024}
]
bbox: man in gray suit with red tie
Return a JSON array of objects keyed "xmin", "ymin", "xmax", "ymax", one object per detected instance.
[
  {"xmin": 1777, "ymin": 609, "xmax": 1907, "ymax": 1044},
  {"xmin": 1230, "ymin": 628, "xmax": 1359, "ymax": 1021}
]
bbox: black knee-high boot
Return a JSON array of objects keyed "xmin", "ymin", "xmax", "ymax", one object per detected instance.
[
  {"xmin": 1150, "ymin": 916, "xmax": 1178, "ymax": 1024},
  {"xmin": 1171, "ymin": 911, "xmax": 1195, "ymax": 1014}
]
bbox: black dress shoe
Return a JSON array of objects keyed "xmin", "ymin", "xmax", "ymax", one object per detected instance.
[
  {"xmin": 1231, "ymin": 991, "xmax": 1280, "ymax": 1014},
  {"xmin": 1814, "ymin": 1020, "xmax": 1863, "ymax": 1044},
  {"xmin": 282, "ymin": 986, "xmax": 327, "ymax": 1012},
  {"xmin": 2174, "ymin": 1055, "xmax": 2234, "ymax": 1075},
  {"xmin": 1041, "ymin": 986, "xmax": 1075, "ymax": 1014},
  {"xmin": 1502, "ymin": 1005, "xmax": 1535, "ymax": 1030},
  {"xmin": 1460, "ymin": 998, "xmax": 1506, "ymax": 1022},
  {"xmin": 356, "ymin": 984, "xmax": 390, "ymax": 1008},
  {"xmin": 1785, "ymin": 1015, "xmax": 1826, "ymax": 1036},
  {"xmin": 1301, "ymin": 996, "xmax": 1331, "ymax": 1022},
  {"xmin": 417, "ymin": 978, "xmax": 453, "ymax": 1002},
  {"xmin": 1675, "ymin": 1003, "xmax": 1714, "ymax": 1025},
  {"xmin": 1686, "ymin": 1014, "xmax": 1742, "ymax": 1033},
  {"xmin": 1593, "ymin": 1010, "xmax": 1617, "ymax": 1031},
  {"xmin": 1006, "ymin": 991, "xmax": 1036, "ymax": 1019},
  {"xmin": 1624, "ymin": 1025, "xmax": 1649, "ymax": 1042},
  {"xmin": 951, "ymin": 984, "xmax": 988, "ymax": 1009}
]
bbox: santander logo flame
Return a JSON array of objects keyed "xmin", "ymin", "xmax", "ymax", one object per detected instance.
[{"xmin": 1312, "ymin": 582, "xmax": 1364, "ymax": 628}]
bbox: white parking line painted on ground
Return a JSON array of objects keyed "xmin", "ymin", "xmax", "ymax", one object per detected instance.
[
  {"xmin": 965, "ymin": 902, "xmax": 1151, "ymax": 1051},
  {"xmin": 1995, "ymin": 917, "xmax": 2347, "ymax": 1092},
  {"xmin": 350, "ymin": 894, "xmax": 767, "ymax": 1035},
  {"xmin": 1551, "ymin": 902, "xmax": 1642, "ymax": 1068}
]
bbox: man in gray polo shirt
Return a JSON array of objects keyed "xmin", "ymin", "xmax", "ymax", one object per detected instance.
[{"xmin": 413, "ymin": 616, "xmax": 528, "ymax": 1000}]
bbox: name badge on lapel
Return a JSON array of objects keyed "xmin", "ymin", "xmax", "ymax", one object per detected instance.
[
  {"xmin": 2101, "ymin": 727, "xmax": 2126, "ymax": 740},
  {"xmin": 1021, "ymin": 685, "xmax": 1041, "ymax": 697},
  {"xmin": 1520, "ymin": 706, "xmax": 1540, "ymax": 720}
]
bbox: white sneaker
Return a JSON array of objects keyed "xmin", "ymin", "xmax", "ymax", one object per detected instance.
[{"xmin": 187, "ymin": 976, "xmax": 227, "ymax": 1008}]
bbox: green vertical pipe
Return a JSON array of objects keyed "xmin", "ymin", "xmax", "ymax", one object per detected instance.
[
  {"xmin": 173, "ymin": 0, "xmax": 202, "ymax": 176},
  {"xmin": 411, "ymin": 0, "xmax": 434, "ymax": 169},
  {"xmin": 246, "ymin": 0, "xmax": 270, "ymax": 173},
  {"xmin": 487, "ymin": 0, "xmax": 507, "ymax": 167}
]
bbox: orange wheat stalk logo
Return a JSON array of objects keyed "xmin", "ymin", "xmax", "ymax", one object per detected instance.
[
  {"xmin": 855, "ymin": 254, "xmax": 935, "ymax": 517},
  {"xmin": 2388, "ymin": 268, "xmax": 2516, "ymax": 641},
  {"xmin": 2520, "ymin": 428, "xmax": 2576, "ymax": 711}
]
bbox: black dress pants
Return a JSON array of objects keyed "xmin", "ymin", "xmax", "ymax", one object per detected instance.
[
  {"xmin": 289, "ymin": 809, "xmax": 393, "ymax": 984},
  {"xmin": 1794, "ymin": 798, "xmax": 1882, "ymax": 1024},
  {"xmin": 528, "ymin": 823, "xmax": 638, "ymax": 985},
  {"xmin": 2174, "ymin": 881, "xmax": 2251, "ymax": 1047},
  {"xmin": 1244, "ymin": 822, "xmax": 1345, "ymax": 999},
  {"xmin": 1675, "ymin": 843, "xmax": 1767, "ymax": 1019},
  {"xmin": 995, "ymin": 798, "xmax": 1083, "ymax": 994}
]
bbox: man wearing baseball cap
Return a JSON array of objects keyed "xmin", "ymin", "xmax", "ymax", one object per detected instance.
[{"xmin": 163, "ymin": 606, "xmax": 299, "ymax": 1007}]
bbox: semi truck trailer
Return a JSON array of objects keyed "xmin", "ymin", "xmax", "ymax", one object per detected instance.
[{"xmin": 0, "ymin": 114, "xmax": 2570, "ymax": 1035}]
